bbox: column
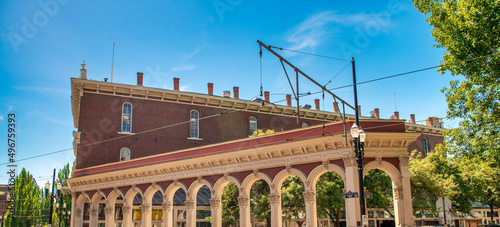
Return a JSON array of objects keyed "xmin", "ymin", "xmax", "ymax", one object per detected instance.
[
  {"xmin": 104, "ymin": 206, "xmax": 115, "ymax": 226},
  {"xmin": 141, "ymin": 203, "xmax": 152, "ymax": 227},
  {"xmin": 210, "ymin": 198, "xmax": 222, "ymax": 227},
  {"xmin": 344, "ymin": 156, "xmax": 359, "ymax": 227},
  {"xmin": 238, "ymin": 196, "xmax": 250, "ymax": 227},
  {"xmin": 185, "ymin": 200, "xmax": 197, "ymax": 227},
  {"xmin": 71, "ymin": 193, "xmax": 77, "ymax": 227},
  {"xmin": 122, "ymin": 205, "xmax": 133, "ymax": 227},
  {"xmin": 304, "ymin": 191, "xmax": 318, "ymax": 227},
  {"xmin": 89, "ymin": 207, "xmax": 98, "ymax": 227},
  {"xmin": 399, "ymin": 156, "xmax": 415, "ymax": 227},
  {"xmin": 393, "ymin": 186, "xmax": 404, "ymax": 227},
  {"xmin": 76, "ymin": 208, "xmax": 83, "ymax": 227},
  {"xmin": 162, "ymin": 202, "xmax": 173, "ymax": 227},
  {"xmin": 269, "ymin": 193, "xmax": 282, "ymax": 227}
]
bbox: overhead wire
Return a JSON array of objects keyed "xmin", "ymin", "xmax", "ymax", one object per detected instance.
[{"xmin": 2, "ymin": 52, "xmax": 495, "ymax": 166}]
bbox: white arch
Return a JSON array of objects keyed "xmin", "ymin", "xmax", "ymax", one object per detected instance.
[
  {"xmin": 164, "ymin": 182, "xmax": 188, "ymax": 203},
  {"xmin": 124, "ymin": 186, "xmax": 143, "ymax": 206},
  {"xmin": 187, "ymin": 179, "xmax": 213, "ymax": 201},
  {"xmin": 363, "ymin": 160, "xmax": 402, "ymax": 187},
  {"xmin": 307, "ymin": 163, "xmax": 346, "ymax": 191},
  {"xmin": 212, "ymin": 176, "xmax": 241, "ymax": 198},
  {"xmin": 90, "ymin": 190, "xmax": 107, "ymax": 208},
  {"xmin": 143, "ymin": 184, "xmax": 164, "ymax": 204},
  {"xmin": 107, "ymin": 189, "xmax": 125, "ymax": 206},
  {"xmin": 272, "ymin": 168, "xmax": 308, "ymax": 193},
  {"xmin": 76, "ymin": 193, "xmax": 91, "ymax": 209},
  {"xmin": 240, "ymin": 172, "xmax": 272, "ymax": 197}
]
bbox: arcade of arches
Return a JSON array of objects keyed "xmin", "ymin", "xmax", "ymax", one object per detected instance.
[{"xmin": 68, "ymin": 122, "xmax": 419, "ymax": 227}]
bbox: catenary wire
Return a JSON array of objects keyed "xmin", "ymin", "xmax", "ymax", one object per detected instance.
[{"xmin": 3, "ymin": 51, "xmax": 493, "ymax": 166}]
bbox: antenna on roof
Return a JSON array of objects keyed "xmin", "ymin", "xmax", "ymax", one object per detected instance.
[{"xmin": 111, "ymin": 42, "xmax": 115, "ymax": 82}]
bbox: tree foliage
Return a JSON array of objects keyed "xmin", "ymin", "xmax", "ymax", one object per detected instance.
[
  {"xmin": 364, "ymin": 169, "xmax": 394, "ymax": 219},
  {"xmin": 316, "ymin": 172, "xmax": 345, "ymax": 227},
  {"xmin": 250, "ymin": 179, "xmax": 271, "ymax": 227},
  {"xmin": 5, "ymin": 168, "xmax": 42, "ymax": 227},
  {"xmin": 281, "ymin": 176, "xmax": 305, "ymax": 226},
  {"xmin": 221, "ymin": 182, "xmax": 239, "ymax": 227},
  {"xmin": 413, "ymin": 0, "xmax": 500, "ymax": 218}
]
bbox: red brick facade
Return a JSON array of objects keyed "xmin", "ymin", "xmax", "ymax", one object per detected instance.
[{"xmin": 76, "ymin": 92, "xmax": 328, "ymax": 169}]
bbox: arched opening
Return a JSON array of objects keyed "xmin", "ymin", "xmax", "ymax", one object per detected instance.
[
  {"xmin": 151, "ymin": 191, "xmax": 164, "ymax": 227},
  {"xmin": 221, "ymin": 182, "xmax": 239, "ymax": 227},
  {"xmin": 316, "ymin": 171, "xmax": 345, "ymax": 227},
  {"xmin": 281, "ymin": 175, "xmax": 305, "ymax": 227},
  {"xmin": 173, "ymin": 188, "xmax": 187, "ymax": 226},
  {"xmin": 364, "ymin": 169, "xmax": 395, "ymax": 227},
  {"xmin": 195, "ymin": 185, "xmax": 212, "ymax": 226},
  {"xmin": 132, "ymin": 193, "xmax": 143, "ymax": 226},
  {"xmin": 250, "ymin": 179, "xmax": 271, "ymax": 227}
]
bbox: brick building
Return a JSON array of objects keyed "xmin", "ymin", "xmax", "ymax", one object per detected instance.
[{"xmin": 68, "ymin": 62, "xmax": 443, "ymax": 227}]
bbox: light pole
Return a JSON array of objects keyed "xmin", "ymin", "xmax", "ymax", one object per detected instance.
[
  {"xmin": 351, "ymin": 57, "xmax": 367, "ymax": 226},
  {"xmin": 45, "ymin": 169, "xmax": 57, "ymax": 227},
  {"xmin": 351, "ymin": 123, "xmax": 366, "ymax": 225}
]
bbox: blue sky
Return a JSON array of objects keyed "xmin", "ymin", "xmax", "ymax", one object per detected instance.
[{"xmin": 0, "ymin": 0, "xmax": 455, "ymax": 183}]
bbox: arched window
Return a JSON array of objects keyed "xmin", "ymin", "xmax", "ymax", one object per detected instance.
[
  {"xmin": 301, "ymin": 122, "xmax": 309, "ymax": 128},
  {"xmin": 249, "ymin": 116, "xmax": 257, "ymax": 135},
  {"xmin": 121, "ymin": 103, "xmax": 132, "ymax": 133},
  {"xmin": 120, "ymin": 147, "xmax": 131, "ymax": 161},
  {"xmin": 190, "ymin": 110, "xmax": 199, "ymax": 138},
  {"xmin": 423, "ymin": 137, "xmax": 429, "ymax": 157}
]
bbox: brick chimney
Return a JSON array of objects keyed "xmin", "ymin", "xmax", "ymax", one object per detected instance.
[
  {"xmin": 394, "ymin": 111, "xmax": 399, "ymax": 120},
  {"xmin": 264, "ymin": 91, "xmax": 270, "ymax": 102},
  {"xmin": 233, "ymin": 87, "xmax": 239, "ymax": 99},
  {"xmin": 208, "ymin": 83, "xmax": 214, "ymax": 95},
  {"xmin": 410, "ymin": 114, "xmax": 416, "ymax": 124},
  {"xmin": 286, "ymin": 95, "xmax": 292, "ymax": 106},
  {"xmin": 426, "ymin": 117, "xmax": 441, "ymax": 127},
  {"xmin": 173, "ymin": 78, "xmax": 180, "ymax": 91},
  {"xmin": 79, "ymin": 61, "xmax": 87, "ymax": 79},
  {"xmin": 314, "ymin": 99, "xmax": 320, "ymax": 110},
  {"xmin": 333, "ymin": 101, "xmax": 339, "ymax": 113},
  {"xmin": 358, "ymin": 106, "xmax": 361, "ymax": 116},
  {"xmin": 137, "ymin": 72, "xmax": 144, "ymax": 86},
  {"xmin": 374, "ymin": 108, "xmax": 380, "ymax": 119}
]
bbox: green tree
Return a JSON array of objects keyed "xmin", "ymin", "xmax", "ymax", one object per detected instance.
[
  {"xmin": 316, "ymin": 172, "xmax": 345, "ymax": 227},
  {"xmin": 281, "ymin": 176, "xmax": 305, "ymax": 226},
  {"xmin": 5, "ymin": 168, "xmax": 42, "ymax": 227},
  {"xmin": 221, "ymin": 182, "xmax": 239, "ymax": 227},
  {"xmin": 364, "ymin": 169, "xmax": 394, "ymax": 219},
  {"xmin": 413, "ymin": 0, "xmax": 500, "ymax": 218},
  {"xmin": 250, "ymin": 180, "xmax": 271, "ymax": 227},
  {"xmin": 54, "ymin": 164, "xmax": 72, "ymax": 227},
  {"xmin": 409, "ymin": 148, "xmax": 473, "ymax": 214}
]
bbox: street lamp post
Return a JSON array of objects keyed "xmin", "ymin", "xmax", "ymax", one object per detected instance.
[
  {"xmin": 351, "ymin": 57, "xmax": 367, "ymax": 226},
  {"xmin": 45, "ymin": 169, "xmax": 60, "ymax": 227}
]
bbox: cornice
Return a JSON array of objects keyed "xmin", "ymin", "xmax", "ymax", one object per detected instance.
[{"xmin": 67, "ymin": 131, "xmax": 419, "ymax": 192}]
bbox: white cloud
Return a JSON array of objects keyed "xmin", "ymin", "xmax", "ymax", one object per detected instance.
[
  {"xmin": 171, "ymin": 64, "xmax": 197, "ymax": 72},
  {"xmin": 12, "ymin": 86, "xmax": 68, "ymax": 94},
  {"xmin": 287, "ymin": 11, "xmax": 373, "ymax": 50},
  {"xmin": 0, "ymin": 115, "xmax": 3, "ymax": 121}
]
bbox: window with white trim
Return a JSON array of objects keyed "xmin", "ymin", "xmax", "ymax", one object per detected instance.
[
  {"xmin": 423, "ymin": 137, "xmax": 429, "ymax": 157},
  {"xmin": 301, "ymin": 122, "xmax": 309, "ymax": 128},
  {"xmin": 249, "ymin": 116, "xmax": 257, "ymax": 135},
  {"xmin": 121, "ymin": 103, "xmax": 132, "ymax": 133},
  {"xmin": 190, "ymin": 110, "xmax": 199, "ymax": 138},
  {"xmin": 120, "ymin": 147, "xmax": 131, "ymax": 161}
]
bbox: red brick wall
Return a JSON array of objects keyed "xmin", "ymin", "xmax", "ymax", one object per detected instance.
[
  {"xmin": 407, "ymin": 133, "xmax": 444, "ymax": 158},
  {"xmin": 76, "ymin": 93, "xmax": 326, "ymax": 169}
]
